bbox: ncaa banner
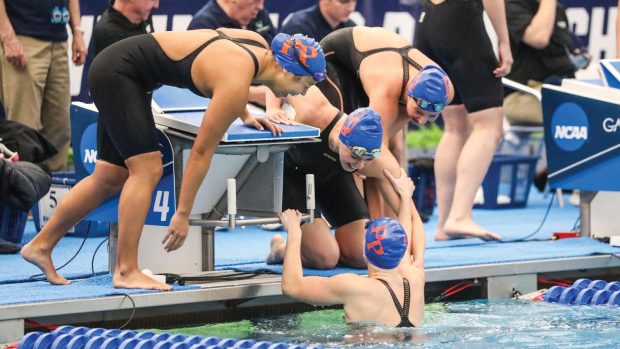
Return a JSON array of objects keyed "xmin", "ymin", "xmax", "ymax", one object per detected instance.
[
  {"xmin": 70, "ymin": 0, "xmax": 619, "ymax": 101},
  {"xmin": 541, "ymin": 84, "xmax": 620, "ymax": 192}
]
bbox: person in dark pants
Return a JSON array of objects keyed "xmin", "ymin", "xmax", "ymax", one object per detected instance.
[
  {"xmin": 0, "ymin": 0, "xmax": 87, "ymax": 172},
  {"xmin": 92, "ymin": 0, "xmax": 159, "ymax": 57},
  {"xmin": 188, "ymin": 0, "xmax": 275, "ymax": 42},
  {"xmin": 504, "ymin": 0, "xmax": 584, "ymax": 125},
  {"xmin": 21, "ymin": 29, "xmax": 325, "ymax": 291},
  {"xmin": 280, "ymin": 0, "xmax": 356, "ymax": 42},
  {"xmin": 188, "ymin": 0, "xmax": 277, "ymax": 106}
]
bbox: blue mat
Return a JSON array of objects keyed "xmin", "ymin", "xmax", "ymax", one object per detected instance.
[
  {"xmin": 0, "ymin": 222, "xmax": 109, "ymax": 284},
  {"xmin": 0, "ymin": 274, "xmax": 199, "ymax": 306},
  {"xmin": 219, "ymin": 238, "xmax": 620, "ymax": 276}
]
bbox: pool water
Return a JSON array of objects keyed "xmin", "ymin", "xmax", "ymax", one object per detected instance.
[{"xmin": 162, "ymin": 300, "xmax": 620, "ymax": 348}]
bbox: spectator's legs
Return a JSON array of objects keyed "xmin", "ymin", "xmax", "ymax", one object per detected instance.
[
  {"xmin": 434, "ymin": 105, "xmax": 469, "ymax": 240},
  {"xmin": 0, "ymin": 35, "xmax": 47, "ymax": 142},
  {"xmin": 22, "ymin": 160, "xmax": 128, "ymax": 284},
  {"xmin": 442, "ymin": 106, "xmax": 504, "ymax": 241},
  {"xmin": 40, "ymin": 41, "xmax": 71, "ymax": 171}
]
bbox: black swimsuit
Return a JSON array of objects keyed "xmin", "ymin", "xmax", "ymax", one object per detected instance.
[
  {"xmin": 317, "ymin": 27, "xmax": 423, "ymax": 112},
  {"xmin": 283, "ymin": 111, "xmax": 370, "ymax": 228},
  {"xmin": 415, "ymin": 0, "xmax": 503, "ymax": 112},
  {"xmin": 377, "ymin": 278, "xmax": 415, "ymax": 328},
  {"xmin": 88, "ymin": 31, "xmax": 265, "ymax": 167}
]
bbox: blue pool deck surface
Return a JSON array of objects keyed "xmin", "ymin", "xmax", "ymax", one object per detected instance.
[{"xmin": 1, "ymin": 189, "xmax": 619, "ymax": 306}]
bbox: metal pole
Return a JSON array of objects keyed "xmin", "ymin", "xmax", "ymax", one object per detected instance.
[{"xmin": 306, "ymin": 174, "xmax": 315, "ymax": 224}]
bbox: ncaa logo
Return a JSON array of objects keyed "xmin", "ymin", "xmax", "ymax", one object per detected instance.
[
  {"xmin": 551, "ymin": 103, "xmax": 589, "ymax": 151},
  {"xmin": 80, "ymin": 123, "xmax": 98, "ymax": 174}
]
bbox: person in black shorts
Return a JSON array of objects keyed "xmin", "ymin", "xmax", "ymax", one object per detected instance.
[
  {"xmin": 266, "ymin": 26, "xmax": 453, "ymax": 265},
  {"xmin": 21, "ymin": 29, "xmax": 326, "ymax": 290},
  {"xmin": 415, "ymin": 0, "xmax": 512, "ymax": 241},
  {"xmin": 277, "ymin": 166, "xmax": 425, "ymax": 327}
]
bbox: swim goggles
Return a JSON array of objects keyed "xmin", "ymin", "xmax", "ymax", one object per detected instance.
[
  {"xmin": 413, "ymin": 97, "xmax": 446, "ymax": 113},
  {"xmin": 350, "ymin": 146, "xmax": 381, "ymax": 160}
]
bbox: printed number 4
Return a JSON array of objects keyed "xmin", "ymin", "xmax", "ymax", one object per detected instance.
[{"xmin": 154, "ymin": 191, "xmax": 170, "ymax": 222}]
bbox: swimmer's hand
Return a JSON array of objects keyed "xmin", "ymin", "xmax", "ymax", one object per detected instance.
[
  {"xmin": 163, "ymin": 212, "xmax": 189, "ymax": 252},
  {"xmin": 494, "ymin": 41, "xmax": 513, "ymax": 77},
  {"xmin": 278, "ymin": 209, "xmax": 302, "ymax": 233},
  {"xmin": 383, "ymin": 167, "xmax": 414, "ymax": 198},
  {"xmin": 265, "ymin": 109, "xmax": 298, "ymax": 126},
  {"xmin": 243, "ymin": 115, "xmax": 283, "ymax": 136}
]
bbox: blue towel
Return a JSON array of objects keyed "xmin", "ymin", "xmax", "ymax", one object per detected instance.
[
  {"xmin": 0, "ymin": 274, "xmax": 199, "ymax": 306},
  {"xmin": 220, "ymin": 238, "xmax": 620, "ymax": 277}
]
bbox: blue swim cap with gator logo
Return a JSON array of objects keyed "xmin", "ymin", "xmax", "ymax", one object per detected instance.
[
  {"xmin": 338, "ymin": 107, "xmax": 383, "ymax": 154},
  {"xmin": 271, "ymin": 33, "xmax": 326, "ymax": 82},
  {"xmin": 407, "ymin": 65, "xmax": 450, "ymax": 112},
  {"xmin": 365, "ymin": 217, "xmax": 408, "ymax": 270}
]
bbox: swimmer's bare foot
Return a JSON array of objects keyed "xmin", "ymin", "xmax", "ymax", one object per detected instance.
[
  {"xmin": 113, "ymin": 269, "xmax": 172, "ymax": 291},
  {"xmin": 21, "ymin": 242, "xmax": 70, "ymax": 285},
  {"xmin": 266, "ymin": 234, "xmax": 286, "ymax": 264},
  {"xmin": 434, "ymin": 228, "xmax": 451, "ymax": 241},
  {"xmin": 441, "ymin": 218, "xmax": 502, "ymax": 241}
]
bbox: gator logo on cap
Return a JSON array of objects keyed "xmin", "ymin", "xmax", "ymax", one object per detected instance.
[
  {"xmin": 339, "ymin": 113, "xmax": 361, "ymax": 138},
  {"xmin": 279, "ymin": 39, "xmax": 318, "ymax": 68},
  {"xmin": 366, "ymin": 224, "xmax": 387, "ymax": 255}
]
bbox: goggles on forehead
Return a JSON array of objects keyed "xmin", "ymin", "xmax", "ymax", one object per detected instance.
[
  {"xmin": 289, "ymin": 39, "xmax": 326, "ymax": 82},
  {"xmin": 413, "ymin": 97, "xmax": 445, "ymax": 113},
  {"xmin": 350, "ymin": 146, "xmax": 381, "ymax": 160}
]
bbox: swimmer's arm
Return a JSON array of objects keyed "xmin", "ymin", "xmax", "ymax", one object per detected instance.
[
  {"xmin": 281, "ymin": 211, "xmax": 360, "ymax": 305},
  {"xmin": 361, "ymin": 152, "xmax": 425, "ymax": 266},
  {"xmin": 167, "ymin": 77, "xmax": 250, "ymax": 251},
  {"xmin": 285, "ymin": 86, "xmax": 337, "ymax": 127},
  {"xmin": 366, "ymin": 89, "xmax": 400, "ymax": 147},
  {"xmin": 282, "ymin": 237, "xmax": 361, "ymax": 306}
]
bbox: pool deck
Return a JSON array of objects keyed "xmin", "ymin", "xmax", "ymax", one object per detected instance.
[{"xmin": 2, "ymin": 253, "xmax": 619, "ymax": 343}]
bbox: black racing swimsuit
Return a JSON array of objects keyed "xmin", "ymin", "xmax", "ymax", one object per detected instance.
[
  {"xmin": 317, "ymin": 27, "xmax": 423, "ymax": 112},
  {"xmin": 88, "ymin": 31, "xmax": 264, "ymax": 167},
  {"xmin": 283, "ymin": 111, "xmax": 370, "ymax": 228},
  {"xmin": 415, "ymin": 0, "xmax": 503, "ymax": 112},
  {"xmin": 377, "ymin": 278, "xmax": 415, "ymax": 328}
]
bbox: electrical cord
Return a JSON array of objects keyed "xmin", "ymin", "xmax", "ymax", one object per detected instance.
[
  {"xmin": 498, "ymin": 191, "xmax": 556, "ymax": 243},
  {"xmin": 431, "ymin": 279, "xmax": 480, "ymax": 302},
  {"xmin": 92, "ymin": 237, "xmax": 110, "ymax": 277},
  {"xmin": 426, "ymin": 191, "xmax": 557, "ymax": 250},
  {"xmin": 108, "ymin": 293, "xmax": 136, "ymax": 330},
  {"xmin": 571, "ymin": 215, "xmax": 581, "ymax": 232},
  {"xmin": 161, "ymin": 271, "xmax": 276, "ymax": 286}
]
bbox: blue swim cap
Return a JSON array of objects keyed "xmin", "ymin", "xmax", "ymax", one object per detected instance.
[
  {"xmin": 271, "ymin": 33, "xmax": 326, "ymax": 82},
  {"xmin": 364, "ymin": 217, "xmax": 408, "ymax": 270},
  {"xmin": 407, "ymin": 65, "xmax": 450, "ymax": 112},
  {"xmin": 338, "ymin": 107, "xmax": 383, "ymax": 154}
]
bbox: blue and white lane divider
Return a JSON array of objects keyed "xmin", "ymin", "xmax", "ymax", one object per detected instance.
[
  {"xmin": 544, "ymin": 279, "xmax": 620, "ymax": 306},
  {"xmin": 18, "ymin": 325, "xmax": 323, "ymax": 349}
]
